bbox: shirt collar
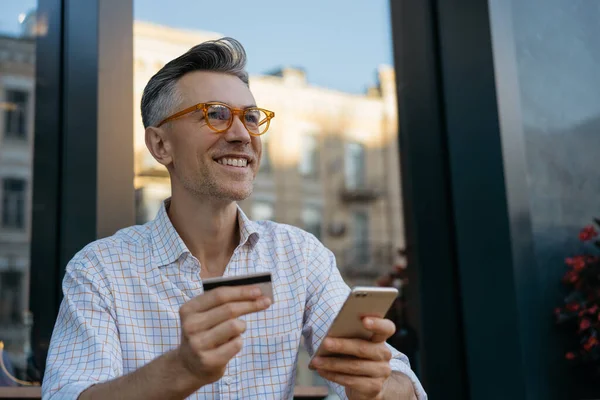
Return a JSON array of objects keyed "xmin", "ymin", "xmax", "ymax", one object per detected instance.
[{"xmin": 150, "ymin": 198, "xmax": 260, "ymax": 268}]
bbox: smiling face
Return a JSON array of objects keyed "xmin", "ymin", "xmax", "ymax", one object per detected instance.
[{"xmin": 146, "ymin": 71, "xmax": 262, "ymax": 203}]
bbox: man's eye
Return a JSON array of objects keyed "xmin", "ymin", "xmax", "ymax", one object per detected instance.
[
  {"xmin": 208, "ymin": 106, "xmax": 230, "ymax": 120},
  {"xmin": 245, "ymin": 111, "xmax": 260, "ymax": 124}
]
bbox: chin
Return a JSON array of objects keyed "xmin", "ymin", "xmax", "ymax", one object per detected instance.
[{"xmin": 216, "ymin": 184, "xmax": 253, "ymax": 202}]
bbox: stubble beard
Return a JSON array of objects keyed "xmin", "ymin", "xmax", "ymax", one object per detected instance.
[{"xmin": 181, "ymin": 164, "xmax": 254, "ymax": 202}]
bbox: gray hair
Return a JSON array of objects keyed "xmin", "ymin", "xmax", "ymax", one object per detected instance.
[{"xmin": 140, "ymin": 37, "xmax": 249, "ymax": 128}]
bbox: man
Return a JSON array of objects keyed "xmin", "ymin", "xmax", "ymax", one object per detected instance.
[{"xmin": 42, "ymin": 38, "xmax": 426, "ymax": 399}]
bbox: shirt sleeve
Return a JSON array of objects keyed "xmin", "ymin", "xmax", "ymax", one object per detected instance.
[
  {"xmin": 300, "ymin": 235, "xmax": 427, "ymax": 400},
  {"xmin": 42, "ymin": 257, "xmax": 122, "ymax": 400}
]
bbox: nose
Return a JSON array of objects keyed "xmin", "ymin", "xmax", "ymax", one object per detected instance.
[{"xmin": 223, "ymin": 115, "xmax": 251, "ymax": 144}]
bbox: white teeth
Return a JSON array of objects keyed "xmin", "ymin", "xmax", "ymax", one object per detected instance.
[{"xmin": 217, "ymin": 157, "xmax": 248, "ymax": 167}]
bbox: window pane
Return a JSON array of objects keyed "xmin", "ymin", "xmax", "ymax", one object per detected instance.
[
  {"xmin": 0, "ymin": 0, "xmax": 39, "ymax": 388},
  {"xmin": 352, "ymin": 211, "xmax": 370, "ymax": 264},
  {"xmin": 299, "ymin": 134, "xmax": 319, "ymax": 177},
  {"xmin": 258, "ymin": 134, "xmax": 272, "ymax": 173},
  {"xmin": 491, "ymin": 2, "xmax": 600, "ymax": 396},
  {"xmin": 2, "ymin": 178, "xmax": 26, "ymax": 229},
  {"xmin": 4, "ymin": 90, "xmax": 29, "ymax": 139},
  {"xmin": 344, "ymin": 142, "xmax": 366, "ymax": 189}
]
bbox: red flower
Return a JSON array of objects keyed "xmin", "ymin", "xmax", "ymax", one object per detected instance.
[
  {"xmin": 566, "ymin": 302, "xmax": 581, "ymax": 312},
  {"xmin": 566, "ymin": 256, "xmax": 586, "ymax": 271},
  {"xmin": 566, "ymin": 352, "xmax": 576, "ymax": 360},
  {"xmin": 579, "ymin": 225, "xmax": 598, "ymax": 242},
  {"xmin": 574, "ymin": 259, "xmax": 586, "ymax": 271},
  {"xmin": 579, "ymin": 319, "xmax": 592, "ymax": 331},
  {"xmin": 554, "ymin": 307, "xmax": 562, "ymax": 315},
  {"xmin": 563, "ymin": 270, "xmax": 579, "ymax": 284},
  {"xmin": 583, "ymin": 336, "xmax": 598, "ymax": 351},
  {"xmin": 588, "ymin": 305, "xmax": 599, "ymax": 315}
]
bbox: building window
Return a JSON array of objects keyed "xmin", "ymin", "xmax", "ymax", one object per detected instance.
[
  {"xmin": 3, "ymin": 90, "xmax": 29, "ymax": 140},
  {"xmin": 344, "ymin": 142, "xmax": 366, "ymax": 190},
  {"xmin": 353, "ymin": 211, "xmax": 370, "ymax": 264},
  {"xmin": 0, "ymin": 268, "xmax": 23, "ymax": 324},
  {"xmin": 259, "ymin": 135, "xmax": 272, "ymax": 173},
  {"xmin": 2, "ymin": 178, "xmax": 26, "ymax": 229},
  {"xmin": 299, "ymin": 134, "xmax": 319, "ymax": 178},
  {"xmin": 252, "ymin": 201, "xmax": 274, "ymax": 221},
  {"xmin": 303, "ymin": 206, "xmax": 322, "ymax": 240}
]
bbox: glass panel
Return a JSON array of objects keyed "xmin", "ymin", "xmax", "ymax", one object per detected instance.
[
  {"xmin": 132, "ymin": 0, "xmax": 408, "ymax": 392},
  {"xmin": 0, "ymin": 0, "xmax": 39, "ymax": 388},
  {"xmin": 492, "ymin": 1, "xmax": 600, "ymax": 396}
]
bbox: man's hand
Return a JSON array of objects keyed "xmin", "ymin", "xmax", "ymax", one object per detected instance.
[
  {"xmin": 309, "ymin": 317, "xmax": 415, "ymax": 400},
  {"xmin": 176, "ymin": 285, "xmax": 271, "ymax": 387}
]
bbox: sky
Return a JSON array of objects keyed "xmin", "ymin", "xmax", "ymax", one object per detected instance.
[{"xmin": 1, "ymin": 0, "xmax": 395, "ymax": 94}]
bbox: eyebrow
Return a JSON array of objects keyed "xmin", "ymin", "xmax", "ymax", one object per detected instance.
[{"xmin": 206, "ymin": 101, "xmax": 257, "ymax": 109}]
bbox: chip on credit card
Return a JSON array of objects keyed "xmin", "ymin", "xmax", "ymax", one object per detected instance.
[{"xmin": 202, "ymin": 272, "xmax": 274, "ymax": 303}]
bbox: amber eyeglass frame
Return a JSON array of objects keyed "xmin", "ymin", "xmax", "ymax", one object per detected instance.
[{"xmin": 156, "ymin": 102, "xmax": 275, "ymax": 136}]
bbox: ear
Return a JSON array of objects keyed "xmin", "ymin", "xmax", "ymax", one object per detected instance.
[{"xmin": 145, "ymin": 126, "xmax": 173, "ymax": 167}]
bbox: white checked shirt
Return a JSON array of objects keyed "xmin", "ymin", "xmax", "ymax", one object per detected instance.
[{"xmin": 42, "ymin": 200, "xmax": 426, "ymax": 399}]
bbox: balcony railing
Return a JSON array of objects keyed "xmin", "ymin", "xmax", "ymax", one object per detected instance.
[{"xmin": 339, "ymin": 182, "xmax": 382, "ymax": 203}]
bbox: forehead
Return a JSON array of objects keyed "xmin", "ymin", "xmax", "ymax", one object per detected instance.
[{"xmin": 176, "ymin": 71, "xmax": 255, "ymax": 107}]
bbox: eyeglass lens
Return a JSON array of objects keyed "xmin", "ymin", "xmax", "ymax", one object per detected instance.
[{"xmin": 206, "ymin": 104, "xmax": 268, "ymax": 135}]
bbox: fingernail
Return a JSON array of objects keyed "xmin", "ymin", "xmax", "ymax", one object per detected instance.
[
  {"xmin": 312, "ymin": 357, "xmax": 322, "ymax": 366},
  {"xmin": 259, "ymin": 297, "xmax": 271, "ymax": 307},
  {"xmin": 251, "ymin": 288, "xmax": 262, "ymax": 297},
  {"xmin": 364, "ymin": 318, "xmax": 373, "ymax": 327}
]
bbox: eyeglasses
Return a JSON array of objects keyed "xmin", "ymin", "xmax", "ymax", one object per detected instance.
[{"xmin": 156, "ymin": 102, "xmax": 275, "ymax": 136}]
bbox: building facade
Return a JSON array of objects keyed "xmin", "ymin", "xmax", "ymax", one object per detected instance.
[{"xmin": 0, "ymin": 33, "xmax": 35, "ymax": 378}]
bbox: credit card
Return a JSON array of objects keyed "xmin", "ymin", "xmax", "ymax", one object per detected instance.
[{"xmin": 202, "ymin": 272, "xmax": 274, "ymax": 303}]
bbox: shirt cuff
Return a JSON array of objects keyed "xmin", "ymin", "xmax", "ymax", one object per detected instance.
[
  {"xmin": 43, "ymin": 381, "xmax": 97, "ymax": 400},
  {"xmin": 390, "ymin": 358, "xmax": 428, "ymax": 400}
]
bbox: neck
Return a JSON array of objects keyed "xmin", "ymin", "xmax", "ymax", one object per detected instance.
[{"xmin": 167, "ymin": 186, "xmax": 240, "ymax": 278}]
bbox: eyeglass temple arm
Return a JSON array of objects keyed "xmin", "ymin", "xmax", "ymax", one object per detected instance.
[{"xmin": 157, "ymin": 104, "xmax": 204, "ymax": 127}]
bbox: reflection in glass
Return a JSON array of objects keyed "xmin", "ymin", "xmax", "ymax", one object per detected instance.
[
  {"xmin": 501, "ymin": 1, "xmax": 600, "ymax": 396},
  {"xmin": 0, "ymin": 0, "xmax": 39, "ymax": 387}
]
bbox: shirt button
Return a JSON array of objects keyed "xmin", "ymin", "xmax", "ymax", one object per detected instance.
[{"xmin": 223, "ymin": 376, "xmax": 232, "ymax": 385}]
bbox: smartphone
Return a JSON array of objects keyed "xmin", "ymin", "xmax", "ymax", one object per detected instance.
[{"xmin": 311, "ymin": 286, "xmax": 398, "ymax": 359}]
